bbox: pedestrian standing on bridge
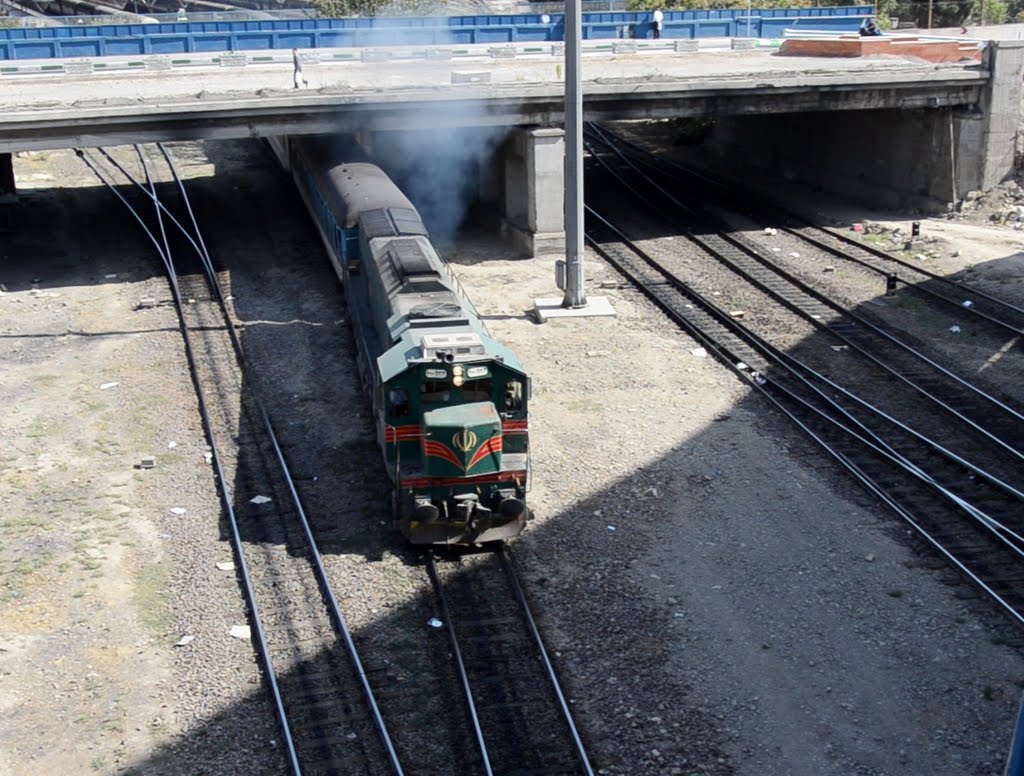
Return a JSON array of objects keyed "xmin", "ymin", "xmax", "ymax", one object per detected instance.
[
  {"xmin": 292, "ymin": 48, "xmax": 308, "ymax": 89},
  {"xmin": 652, "ymin": 8, "xmax": 664, "ymax": 38}
]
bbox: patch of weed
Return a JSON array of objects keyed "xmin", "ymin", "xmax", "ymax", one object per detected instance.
[{"xmin": 134, "ymin": 561, "xmax": 172, "ymax": 636}]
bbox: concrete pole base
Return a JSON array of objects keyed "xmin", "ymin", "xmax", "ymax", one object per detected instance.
[{"xmin": 532, "ymin": 295, "xmax": 616, "ymax": 323}]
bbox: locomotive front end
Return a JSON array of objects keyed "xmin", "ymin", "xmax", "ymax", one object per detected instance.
[{"xmin": 382, "ymin": 336, "xmax": 530, "ymax": 545}]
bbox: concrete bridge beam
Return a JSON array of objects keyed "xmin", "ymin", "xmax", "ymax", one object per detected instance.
[{"xmin": 501, "ymin": 126, "xmax": 565, "ymax": 257}]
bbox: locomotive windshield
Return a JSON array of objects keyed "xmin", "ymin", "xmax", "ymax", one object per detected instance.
[{"xmin": 419, "ymin": 378, "xmax": 492, "ymax": 405}]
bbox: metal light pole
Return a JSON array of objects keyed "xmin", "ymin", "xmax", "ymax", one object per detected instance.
[{"xmin": 562, "ymin": 0, "xmax": 586, "ymax": 308}]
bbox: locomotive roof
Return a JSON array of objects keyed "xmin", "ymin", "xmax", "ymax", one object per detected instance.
[
  {"xmin": 292, "ymin": 134, "xmax": 421, "ymax": 229},
  {"xmin": 377, "ymin": 328, "xmax": 525, "ymax": 384}
]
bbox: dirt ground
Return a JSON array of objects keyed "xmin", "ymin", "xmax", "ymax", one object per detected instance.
[{"xmin": 1, "ymin": 139, "xmax": 1023, "ymax": 776}]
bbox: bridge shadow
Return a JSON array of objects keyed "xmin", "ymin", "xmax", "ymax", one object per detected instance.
[{"xmin": 5, "ymin": 140, "xmax": 1024, "ymax": 774}]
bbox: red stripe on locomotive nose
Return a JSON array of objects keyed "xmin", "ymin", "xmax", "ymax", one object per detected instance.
[{"xmin": 467, "ymin": 435, "xmax": 503, "ymax": 471}]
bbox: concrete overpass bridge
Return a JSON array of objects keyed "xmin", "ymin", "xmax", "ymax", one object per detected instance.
[{"xmin": 0, "ymin": 35, "xmax": 1020, "ymax": 253}]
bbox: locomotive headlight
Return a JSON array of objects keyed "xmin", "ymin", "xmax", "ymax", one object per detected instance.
[
  {"xmin": 453, "ymin": 375, "xmax": 465, "ymax": 387},
  {"xmin": 452, "ymin": 365, "xmax": 464, "ymax": 376}
]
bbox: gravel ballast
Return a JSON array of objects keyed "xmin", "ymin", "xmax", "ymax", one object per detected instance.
[{"xmin": 1, "ymin": 140, "xmax": 1021, "ymax": 776}]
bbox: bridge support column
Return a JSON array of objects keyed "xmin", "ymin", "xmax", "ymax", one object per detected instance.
[
  {"xmin": 953, "ymin": 39, "xmax": 1024, "ymax": 198},
  {"xmin": 0, "ymin": 153, "xmax": 15, "ymax": 232},
  {"xmin": 501, "ymin": 126, "xmax": 565, "ymax": 257}
]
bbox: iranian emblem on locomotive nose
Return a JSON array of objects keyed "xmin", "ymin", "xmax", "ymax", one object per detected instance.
[{"xmin": 452, "ymin": 429, "xmax": 478, "ymax": 453}]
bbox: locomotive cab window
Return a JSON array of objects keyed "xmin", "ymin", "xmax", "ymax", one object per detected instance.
[
  {"xmin": 504, "ymin": 380, "xmax": 524, "ymax": 411},
  {"xmin": 461, "ymin": 379, "xmax": 493, "ymax": 402},
  {"xmin": 388, "ymin": 388, "xmax": 409, "ymax": 418},
  {"xmin": 421, "ymin": 382, "xmax": 451, "ymax": 404}
]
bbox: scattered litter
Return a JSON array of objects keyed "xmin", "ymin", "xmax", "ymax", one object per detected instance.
[
  {"xmin": 167, "ymin": 441, "xmax": 177, "ymax": 449},
  {"xmin": 771, "ymin": 247, "xmax": 781, "ymax": 253},
  {"xmin": 216, "ymin": 561, "xmax": 235, "ymax": 572},
  {"xmin": 250, "ymin": 495, "xmax": 272, "ymax": 505},
  {"xmin": 648, "ymin": 487, "xmax": 658, "ymax": 497},
  {"xmin": 736, "ymin": 361, "xmax": 749, "ymax": 371},
  {"xmin": 169, "ymin": 507, "xmax": 187, "ymax": 515},
  {"xmin": 607, "ymin": 525, "xmax": 617, "ymax": 532},
  {"xmin": 811, "ymin": 314, "xmax": 822, "ymax": 320},
  {"xmin": 949, "ymin": 325, "xmax": 961, "ymax": 334},
  {"xmin": 104, "ymin": 273, "xmax": 118, "ymax": 279},
  {"xmin": 950, "ymin": 249, "xmax": 960, "ymax": 258},
  {"xmin": 823, "ymin": 266, "xmax": 835, "ymax": 273},
  {"xmin": 159, "ymin": 533, "xmax": 172, "ymax": 540},
  {"xmin": 850, "ymin": 223, "xmax": 864, "ymax": 233},
  {"xmin": 138, "ymin": 297, "xmax": 157, "ymax": 309},
  {"xmin": 914, "ymin": 254, "xmax": 928, "ymax": 262},
  {"xmin": 187, "ymin": 298, "xmax": 197, "ymax": 304},
  {"xmin": 346, "ymin": 732, "xmax": 358, "ymax": 741},
  {"xmin": 962, "ymin": 300, "xmax": 974, "ymax": 308},
  {"xmin": 427, "ymin": 618, "xmax": 443, "ymax": 628},
  {"xmin": 865, "ymin": 554, "xmax": 875, "ymax": 562},
  {"xmin": 203, "ymin": 451, "xmax": 213, "ymax": 464},
  {"xmin": 753, "ymin": 373, "xmax": 767, "ymax": 386},
  {"xmin": 585, "ymin": 349, "xmax": 610, "ymax": 357},
  {"xmin": 729, "ymin": 310, "xmax": 745, "ymax": 319},
  {"xmin": 762, "ymin": 227, "xmax": 778, "ymax": 236},
  {"xmin": 830, "ymin": 345, "xmax": 849, "ymax": 352},
  {"xmin": 789, "ymin": 252, "xmax": 800, "ymax": 258},
  {"xmin": 99, "ymin": 382, "xmax": 119, "ymax": 391},
  {"xmin": 599, "ymin": 280, "xmax": 621, "ymax": 289},
  {"xmin": 229, "ymin": 625, "xmax": 251, "ymax": 640},
  {"xmin": 174, "ymin": 635, "xmax": 194, "ymax": 647},
  {"xmin": 690, "ymin": 347, "xmax": 708, "ymax": 358},
  {"xmin": 139, "ymin": 456, "xmax": 156, "ymax": 469}
]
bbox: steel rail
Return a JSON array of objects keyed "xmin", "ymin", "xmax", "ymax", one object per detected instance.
[
  {"xmin": 590, "ymin": 123, "xmax": 1024, "ymax": 334},
  {"xmin": 584, "ymin": 129, "xmax": 1024, "ymax": 466},
  {"xmin": 76, "ymin": 147, "xmax": 303, "ymax": 775},
  {"xmin": 583, "ymin": 209, "xmax": 1024, "ymax": 626},
  {"xmin": 497, "ymin": 546, "xmax": 595, "ymax": 776},
  {"xmin": 85, "ymin": 144, "xmax": 404, "ymax": 775},
  {"xmin": 586, "ymin": 206, "xmax": 1024, "ymax": 541},
  {"xmin": 152, "ymin": 142, "xmax": 404, "ymax": 775},
  {"xmin": 425, "ymin": 551, "xmax": 494, "ymax": 776}
]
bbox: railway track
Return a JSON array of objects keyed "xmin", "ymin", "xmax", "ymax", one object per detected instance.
[
  {"xmin": 426, "ymin": 545, "xmax": 594, "ymax": 776},
  {"xmin": 585, "ymin": 128, "xmax": 1024, "ymax": 485},
  {"xmin": 81, "ymin": 144, "xmax": 403, "ymax": 775},
  {"xmin": 580, "ymin": 140, "xmax": 1024, "ymax": 630},
  {"xmin": 595, "ymin": 124, "xmax": 1024, "ymax": 341}
]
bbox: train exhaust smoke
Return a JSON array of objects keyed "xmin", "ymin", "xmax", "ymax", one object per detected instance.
[{"xmin": 372, "ymin": 126, "xmax": 510, "ymax": 248}]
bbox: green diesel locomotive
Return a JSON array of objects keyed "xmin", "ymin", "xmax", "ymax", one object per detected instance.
[{"xmin": 289, "ymin": 135, "xmax": 530, "ymax": 545}]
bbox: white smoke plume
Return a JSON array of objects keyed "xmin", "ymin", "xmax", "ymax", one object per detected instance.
[{"xmin": 371, "ymin": 126, "xmax": 510, "ymax": 247}]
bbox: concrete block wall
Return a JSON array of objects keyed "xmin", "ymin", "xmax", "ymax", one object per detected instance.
[
  {"xmin": 968, "ymin": 39, "xmax": 1024, "ymax": 192},
  {"xmin": 694, "ymin": 39, "xmax": 1024, "ymax": 212},
  {"xmin": 704, "ymin": 108, "xmax": 957, "ymax": 211}
]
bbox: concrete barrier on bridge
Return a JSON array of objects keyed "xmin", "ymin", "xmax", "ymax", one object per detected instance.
[{"xmin": 0, "ymin": 38, "xmax": 739, "ymax": 77}]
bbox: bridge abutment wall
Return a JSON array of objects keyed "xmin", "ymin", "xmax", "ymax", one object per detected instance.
[
  {"xmin": 695, "ymin": 40, "xmax": 1024, "ymax": 213},
  {"xmin": 954, "ymin": 39, "xmax": 1024, "ymax": 197},
  {"xmin": 705, "ymin": 108, "xmax": 957, "ymax": 211}
]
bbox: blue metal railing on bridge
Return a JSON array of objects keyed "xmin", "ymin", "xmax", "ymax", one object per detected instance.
[{"xmin": 0, "ymin": 5, "xmax": 873, "ymax": 61}]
